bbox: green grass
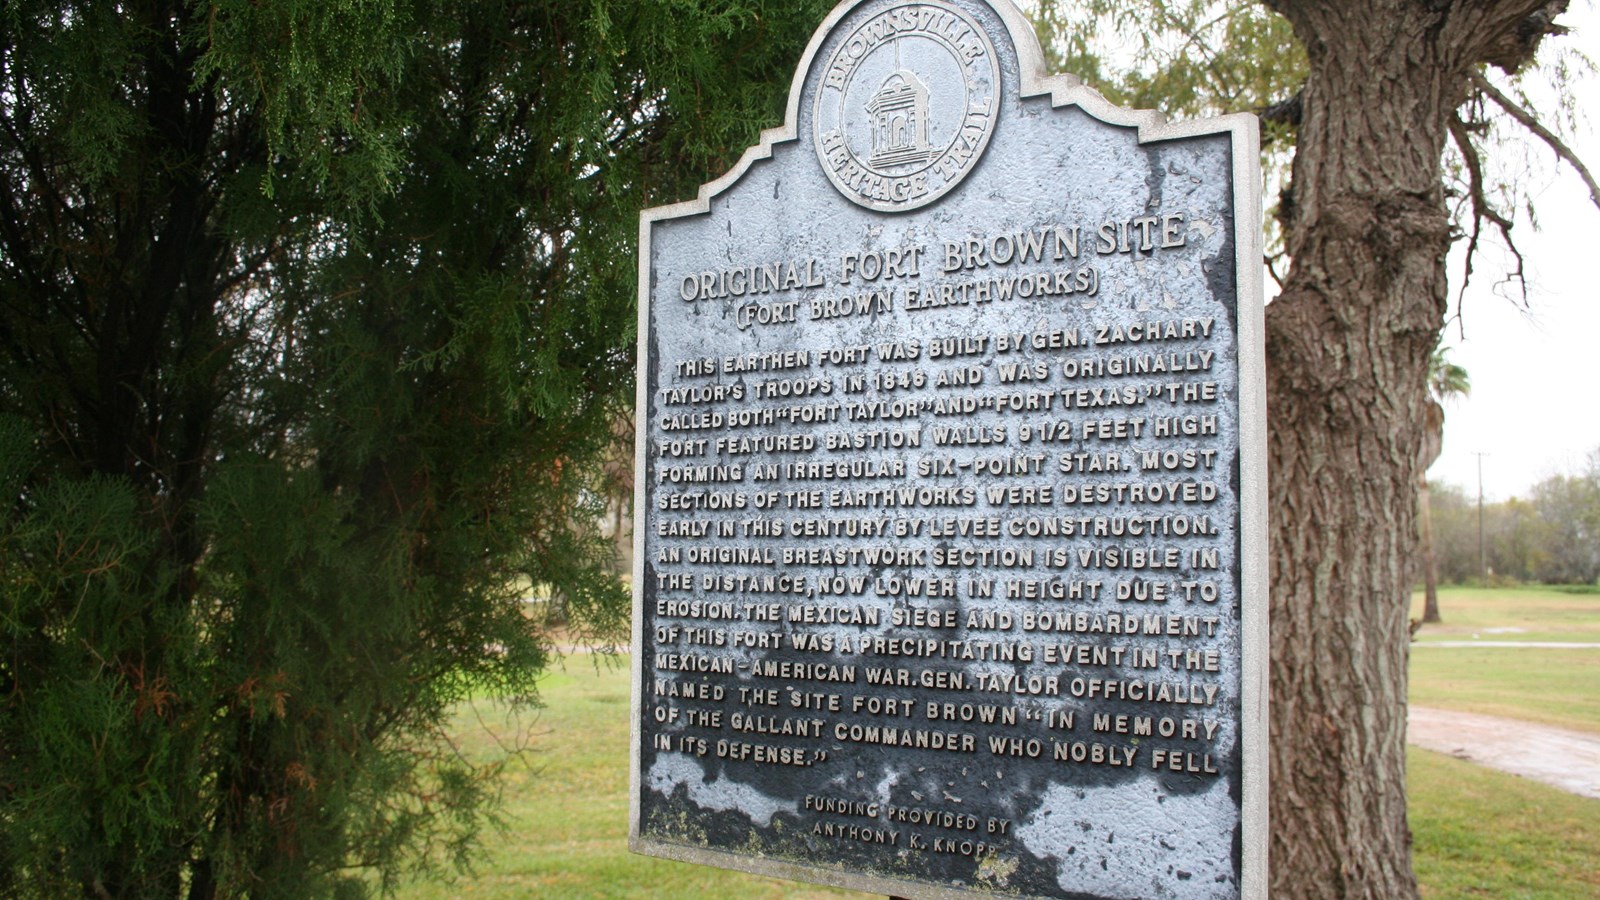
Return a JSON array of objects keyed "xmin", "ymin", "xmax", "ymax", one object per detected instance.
[
  {"xmin": 1410, "ymin": 645, "xmax": 1600, "ymax": 735},
  {"xmin": 394, "ymin": 585, "xmax": 1600, "ymax": 898},
  {"xmin": 1408, "ymin": 586, "xmax": 1600, "ymax": 735},
  {"xmin": 396, "ymin": 658, "xmax": 865, "ymax": 899},
  {"xmin": 1410, "ymin": 747, "xmax": 1600, "ymax": 899},
  {"xmin": 1410, "ymin": 584, "xmax": 1600, "ymax": 644},
  {"xmin": 1406, "ymin": 585, "xmax": 1600, "ymax": 897}
]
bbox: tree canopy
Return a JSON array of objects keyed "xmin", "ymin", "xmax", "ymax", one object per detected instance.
[
  {"xmin": 0, "ymin": 1, "xmax": 827, "ymax": 896},
  {"xmin": 7, "ymin": 1, "xmax": 1595, "ymax": 896},
  {"xmin": 1430, "ymin": 450, "xmax": 1600, "ymax": 586}
]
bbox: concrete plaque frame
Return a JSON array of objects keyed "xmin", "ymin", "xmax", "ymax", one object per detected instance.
[{"xmin": 630, "ymin": 1, "xmax": 1265, "ymax": 897}]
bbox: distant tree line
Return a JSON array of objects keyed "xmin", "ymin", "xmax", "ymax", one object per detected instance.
[{"xmin": 1426, "ymin": 450, "xmax": 1600, "ymax": 586}]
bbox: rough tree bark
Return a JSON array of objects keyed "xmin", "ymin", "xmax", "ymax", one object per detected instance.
[{"xmin": 1261, "ymin": 1, "xmax": 1566, "ymax": 896}]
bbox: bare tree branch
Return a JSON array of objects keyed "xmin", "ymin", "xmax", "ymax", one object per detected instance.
[
  {"xmin": 1264, "ymin": 253, "xmax": 1287, "ymax": 291},
  {"xmin": 1472, "ymin": 71, "xmax": 1600, "ymax": 214},
  {"xmin": 1448, "ymin": 111, "xmax": 1527, "ymax": 308}
]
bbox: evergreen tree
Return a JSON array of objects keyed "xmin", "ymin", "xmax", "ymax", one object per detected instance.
[{"xmin": 0, "ymin": 2, "xmax": 827, "ymax": 896}]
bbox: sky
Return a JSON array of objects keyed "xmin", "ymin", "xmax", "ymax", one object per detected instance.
[{"xmin": 1425, "ymin": 3, "xmax": 1600, "ymax": 501}]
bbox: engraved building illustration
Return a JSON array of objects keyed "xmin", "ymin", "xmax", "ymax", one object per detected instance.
[{"xmin": 866, "ymin": 71, "xmax": 934, "ymax": 167}]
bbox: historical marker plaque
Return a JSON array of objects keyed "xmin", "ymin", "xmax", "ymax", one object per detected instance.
[{"xmin": 630, "ymin": 1, "xmax": 1265, "ymax": 897}]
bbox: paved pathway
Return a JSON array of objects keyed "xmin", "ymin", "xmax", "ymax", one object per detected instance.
[{"xmin": 1408, "ymin": 706, "xmax": 1600, "ymax": 799}]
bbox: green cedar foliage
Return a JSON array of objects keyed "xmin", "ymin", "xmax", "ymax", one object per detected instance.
[{"xmin": 0, "ymin": 1, "xmax": 828, "ymax": 896}]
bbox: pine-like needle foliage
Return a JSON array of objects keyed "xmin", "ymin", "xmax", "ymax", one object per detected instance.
[{"xmin": 0, "ymin": 1, "xmax": 828, "ymax": 896}]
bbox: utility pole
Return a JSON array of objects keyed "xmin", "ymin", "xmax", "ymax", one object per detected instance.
[{"xmin": 1475, "ymin": 452, "xmax": 1488, "ymax": 582}]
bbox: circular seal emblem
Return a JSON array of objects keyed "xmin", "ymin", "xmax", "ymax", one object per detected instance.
[{"xmin": 813, "ymin": 2, "xmax": 1000, "ymax": 212}]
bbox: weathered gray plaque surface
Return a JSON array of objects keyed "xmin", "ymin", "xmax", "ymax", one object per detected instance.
[{"xmin": 630, "ymin": 2, "xmax": 1265, "ymax": 897}]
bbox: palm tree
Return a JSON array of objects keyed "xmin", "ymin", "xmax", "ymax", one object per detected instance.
[{"xmin": 1418, "ymin": 347, "xmax": 1471, "ymax": 624}]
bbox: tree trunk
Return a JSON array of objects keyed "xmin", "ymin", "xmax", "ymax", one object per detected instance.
[
  {"xmin": 1419, "ymin": 477, "xmax": 1442, "ymax": 624},
  {"xmin": 1419, "ymin": 401, "xmax": 1446, "ymax": 624},
  {"xmin": 1261, "ymin": 1, "xmax": 1559, "ymax": 896}
]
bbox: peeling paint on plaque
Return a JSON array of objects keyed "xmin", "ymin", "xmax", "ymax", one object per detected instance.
[{"xmin": 629, "ymin": 1, "xmax": 1267, "ymax": 898}]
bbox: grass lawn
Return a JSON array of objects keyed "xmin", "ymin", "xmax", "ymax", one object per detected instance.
[
  {"xmin": 1409, "ymin": 583, "xmax": 1600, "ymax": 644},
  {"xmin": 395, "ymin": 658, "xmax": 865, "ymax": 899},
  {"xmin": 394, "ymin": 611, "xmax": 1600, "ymax": 899},
  {"xmin": 1410, "ymin": 645, "xmax": 1600, "ymax": 735},
  {"xmin": 1410, "ymin": 747, "xmax": 1600, "ymax": 898},
  {"xmin": 1409, "ymin": 585, "xmax": 1600, "ymax": 735}
]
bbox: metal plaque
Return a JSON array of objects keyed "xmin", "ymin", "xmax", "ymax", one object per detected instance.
[{"xmin": 630, "ymin": 1, "xmax": 1266, "ymax": 897}]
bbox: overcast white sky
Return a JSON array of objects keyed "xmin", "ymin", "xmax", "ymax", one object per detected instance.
[{"xmin": 1425, "ymin": 2, "xmax": 1600, "ymax": 501}]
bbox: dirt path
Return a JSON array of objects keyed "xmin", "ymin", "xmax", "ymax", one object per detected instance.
[{"xmin": 1408, "ymin": 706, "xmax": 1600, "ymax": 799}]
